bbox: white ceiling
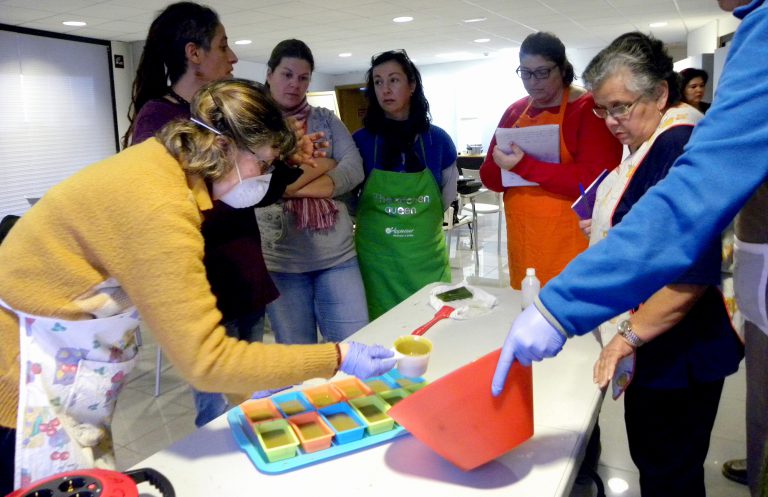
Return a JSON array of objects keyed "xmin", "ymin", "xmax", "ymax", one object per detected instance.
[{"xmin": 0, "ymin": 0, "xmax": 730, "ymax": 75}]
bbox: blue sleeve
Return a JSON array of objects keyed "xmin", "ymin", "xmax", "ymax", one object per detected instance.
[
  {"xmin": 537, "ymin": 3, "xmax": 768, "ymax": 336},
  {"xmin": 436, "ymin": 126, "xmax": 458, "ymax": 170},
  {"xmin": 353, "ymin": 129, "xmax": 375, "ymax": 177},
  {"xmin": 426, "ymin": 126, "xmax": 458, "ymax": 206},
  {"xmin": 674, "ymin": 236, "xmax": 722, "ymax": 286}
]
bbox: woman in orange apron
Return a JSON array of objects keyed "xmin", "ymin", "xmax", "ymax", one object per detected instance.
[{"xmin": 479, "ymin": 32, "xmax": 623, "ymax": 289}]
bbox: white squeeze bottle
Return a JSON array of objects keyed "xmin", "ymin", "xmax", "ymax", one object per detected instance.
[{"xmin": 521, "ymin": 267, "xmax": 541, "ymax": 310}]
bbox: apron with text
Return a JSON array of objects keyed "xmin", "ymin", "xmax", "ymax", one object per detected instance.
[
  {"xmin": 503, "ymin": 87, "xmax": 586, "ymax": 289},
  {"xmin": 3, "ymin": 298, "xmax": 140, "ymax": 490},
  {"xmin": 589, "ymin": 105, "xmax": 701, "ymax": 396},
  {"xmin": 355, "ymin": 137, "xmax": 450, "ymax": 320}
]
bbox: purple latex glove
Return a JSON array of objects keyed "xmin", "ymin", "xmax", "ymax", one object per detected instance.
[
  {"xmin": 491, "ymin": 304, "xmax": 566, "ymax": 396},
  {"xmin": 250, "ymin": 386, "xmax": 290, "ymax": 399},
  {"xmin": 340, "ymin": 342, "xmax": 396, "ymax": 379}
]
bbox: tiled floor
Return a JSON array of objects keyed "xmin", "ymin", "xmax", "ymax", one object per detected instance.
[{"xmin": 112, "ymin": 205, "xmax": 750, "ymax": 497}]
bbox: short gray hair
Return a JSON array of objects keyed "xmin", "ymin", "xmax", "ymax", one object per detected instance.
[{"xmin": 582, "ymin": 32, "xmax": 681, "ymax": 105}]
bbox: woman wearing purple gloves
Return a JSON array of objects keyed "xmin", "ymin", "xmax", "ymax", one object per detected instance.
[{"xmin": 0, "ymin": 79, "xmax": 394, "ymax": 494}]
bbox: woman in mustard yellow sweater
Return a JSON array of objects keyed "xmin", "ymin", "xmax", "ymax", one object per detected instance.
[{"xmin": 0, "ymin": 79, "xmax": 394, "ymax": 493}]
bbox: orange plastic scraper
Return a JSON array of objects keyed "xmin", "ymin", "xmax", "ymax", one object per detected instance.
[{"xmin": 388, "ymin": 348, "xmax": 533, "ymax": 470}]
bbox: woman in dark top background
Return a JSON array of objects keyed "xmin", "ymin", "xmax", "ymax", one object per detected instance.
[
  {"xmin": 124, "ymin": 1, "xmax": 301, "ymax": 427},
  {"xmin": 680, "ymin": 67, "xmax": 711, "ymax": 114}
]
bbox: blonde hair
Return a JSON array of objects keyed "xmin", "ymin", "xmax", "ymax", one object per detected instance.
[{"xmin": 158, "ymin": 79, "xmax": 295, "ymax": 181}]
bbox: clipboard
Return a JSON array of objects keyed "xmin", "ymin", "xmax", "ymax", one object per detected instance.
[{"xmin": 495, "ymin": 125, "xmax": 560, "ymax": 187}]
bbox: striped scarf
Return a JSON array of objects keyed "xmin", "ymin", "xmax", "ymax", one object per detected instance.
[{"xmin": 281, "ymin": 99, "xmax": 338, "ymax": 230}]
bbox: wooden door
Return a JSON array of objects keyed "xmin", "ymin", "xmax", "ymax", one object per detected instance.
[{"xmin": 335, "ymin": 84, "xmax": 368, "ymax": 134}]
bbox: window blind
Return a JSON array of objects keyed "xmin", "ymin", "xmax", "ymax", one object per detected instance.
[{"xmin": 0, "ymin": 27, "xmax": 117, "ymax": 219}]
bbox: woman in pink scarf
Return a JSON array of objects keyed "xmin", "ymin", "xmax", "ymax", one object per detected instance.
[{"xmin": 258, "ymin": 39, "xmax": 369, "ymax": 344}]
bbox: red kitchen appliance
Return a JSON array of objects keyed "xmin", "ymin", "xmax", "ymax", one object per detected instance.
[{"xmin": 5, "ymin": 468, "xmax": 173, "ymax": 497}]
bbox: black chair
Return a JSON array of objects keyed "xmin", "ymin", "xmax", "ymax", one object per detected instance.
[
  {"xmin": 455, "ymin": 157, "xmax": 503, "ymax": 256},
  {"xmin": 0, "ymin": 215, "xmax": 20, "ymax": 245}
]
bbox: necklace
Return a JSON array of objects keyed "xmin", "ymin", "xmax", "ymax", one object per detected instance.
[{"xmin": 167, "ymin": 88, "xmax": 190, "ymax": 106}]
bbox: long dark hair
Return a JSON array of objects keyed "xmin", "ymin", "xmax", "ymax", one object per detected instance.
[
  {"xmin": 520, "ymin": 32, "xmax": 575, "ymax": 86},
  {"xmin": 122, "ymin": 1, "xmax": 220, "ymax": 148},
  {"xmin": 362, "ymin": 50, "xmax": 431, "ymax": 134}
]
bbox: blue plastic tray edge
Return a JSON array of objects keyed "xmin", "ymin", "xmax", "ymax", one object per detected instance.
[{"xmin": 228, "ymin": 406, "xmax": 409, "ymax": 475}]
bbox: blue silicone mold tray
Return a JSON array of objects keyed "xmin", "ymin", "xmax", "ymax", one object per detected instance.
[{"xmin": 228, "ymin": 372, "xmax": 418, "ymax": 474}]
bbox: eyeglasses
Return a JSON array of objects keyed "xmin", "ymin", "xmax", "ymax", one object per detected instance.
[
  {"xmin": 371, "ymin": 48, "xmax": 411, "ymax": 65},
  {"xmin": 244, "ymin": 147, "xmax": 278, "ymax": 175},
  {"xmin": 592, "ymin": 96, "xmax": 643, "ymax": 120},
  {"xmin": 516, "ymin": 65, "xmax": 557, "ymax": 80},
  {"xmin": 256, "ymin": 159, "xmax": 275, "ymax": 175}
]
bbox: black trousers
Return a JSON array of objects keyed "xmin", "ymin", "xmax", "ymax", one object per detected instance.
[
  {"xmin": 625, "ymin": 379, "xmax": 724, "ymax": 497},
  {"xmin": 745, "ymin": 322, "xmax": 768, "ymax": 497},
  {"xmin": 0, "ymin": 426, "xmax": 15, "ymax": 495}
]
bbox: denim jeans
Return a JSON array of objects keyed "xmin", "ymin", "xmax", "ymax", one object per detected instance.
[
  {"xmin": 191, "ymin": 310, "xmax": 265, "ymax": 427},
  {"xmin": 192, "ymin": 389, "xmax": 229, "ymax": 428},
  {"xmin": 267, "ymin": 257, "xmax": 369, "ymax": 344}
]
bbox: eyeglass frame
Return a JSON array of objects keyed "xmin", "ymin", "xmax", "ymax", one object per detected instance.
[
  {"xmin": 240, "ymin": 145, "xmax": 280, "ymax": 176},
  {"xmin": 592, "ymin": 95, "xmax": 644, "ymax": 120},
  {"xmin": 254, "ymin": 154, "xmax": 281, "ymax": 176},
  {"xmin": 516, "ymin": 64, "xmax": 558, "ymax": 80}
]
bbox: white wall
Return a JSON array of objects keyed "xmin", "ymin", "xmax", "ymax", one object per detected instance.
[
  {"xmin": 111, "ymin": 41, "xmax": 135, "ymax": 145},
  {"xmin": 688, "ymin": 21, "xmax": 719, "ymax": 56},
  {"xmin": 719, "ymin": 15, "xmax": 742, "ymax": 38},
  {"xmin": 0, "ymin": 30, "xmax": 117, "ymax": 218},
  {"xmin": 712, "ymin": 44, "xmax": 730, "ymax": 95}
]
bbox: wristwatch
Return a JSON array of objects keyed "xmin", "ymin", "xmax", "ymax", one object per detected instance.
[{"xmin": 617, "ymin": 319, "xmax": 644, "ymax": 348}]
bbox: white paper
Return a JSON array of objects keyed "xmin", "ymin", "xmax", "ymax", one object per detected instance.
[{"xmin": 495, "ymin": 125, "xmax": 560, "ymax": 187}]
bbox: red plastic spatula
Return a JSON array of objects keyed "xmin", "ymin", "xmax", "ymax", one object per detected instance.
[
  {"xmin": 411, "ymin": 305, "xmax": 455, "ymax": 336},
  {"xmin": 388, "ymin": 348, "xmax": 534, "ymax": 471}
]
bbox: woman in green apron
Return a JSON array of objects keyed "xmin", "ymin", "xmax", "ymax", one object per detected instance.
[{"xmin": 353, "ymin": 50, "xmax": 458, "ymax": 320}]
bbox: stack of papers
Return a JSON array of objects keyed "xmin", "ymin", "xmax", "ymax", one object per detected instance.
[{"xmin": 494, "ymin": 125, "xmax": 560, "ymax": 187}]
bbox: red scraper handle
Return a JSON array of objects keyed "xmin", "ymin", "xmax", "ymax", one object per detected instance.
[{"xmin": 411, "ymin": 305, "xmax": 454, "ymax": 336}]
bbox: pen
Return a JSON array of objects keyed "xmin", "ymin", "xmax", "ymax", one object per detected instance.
[{"xmin": 579, "ymin": 183, "xmax": 586, "ymax": 197}]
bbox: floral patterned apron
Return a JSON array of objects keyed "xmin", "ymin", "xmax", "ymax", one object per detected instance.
[
  {"xmin": 1, "ymin": 298, "xmax": 140, "ymax": 490},
  {"xmin": 588, "ymin": 104, "xmax": 702, "ymax": 397}
]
